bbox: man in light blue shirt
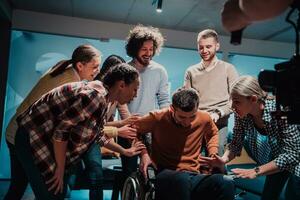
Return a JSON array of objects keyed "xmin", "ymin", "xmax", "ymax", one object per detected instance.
[
  {"xmin": 126, "ymin": 25, "xmax": 170, "ymax": 115},
  {"xmin": 118, "ymin": 24, "xmax": 170, "ymax": 191},
  {"xmin": 127, "ymin": 59, "xmax": 170, "ymax": 115}
]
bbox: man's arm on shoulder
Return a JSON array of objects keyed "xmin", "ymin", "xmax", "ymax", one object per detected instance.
[{"xmin": 134, "ymin": 112, "xmax": 157, "ymax": 135}]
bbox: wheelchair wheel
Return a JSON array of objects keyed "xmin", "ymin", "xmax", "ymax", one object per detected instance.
[
  {"xmin": 122, "ymin": 171, "xmax": 155, "ymax": 200},
  {"xmin": 122, "ymin": 174, "xmax": 141, "ymax": 200}
]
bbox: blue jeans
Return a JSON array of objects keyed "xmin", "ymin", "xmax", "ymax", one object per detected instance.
[
  {"xmin": 4, "ymin": 141, "xmax": 29, "ymax": 200},
  {"xmin": 261, "ymin": 171, "xmax": 300, "ymax": 200},
  {"xmin": 14, "ymin": 127, "xmax": 68, "ymax": 200},
  {"xmin": 155, "ymin": 169, "xmax": 235, "ymax": 200},
  {"xmin": 81, "ymin": 142, "xmax": 103, "ymax": 200},
  {"xmin": 261, "ymin": 171, "xmax": 290, "ymax": 200},
  {"xmin": 285, "ymin": 174, "xmax": 300, "ymax": 200}
]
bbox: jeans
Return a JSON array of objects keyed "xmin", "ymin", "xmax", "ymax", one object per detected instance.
[
  {"xmin": 285, "ymin": 174, "xmax": 300, "ymax": 200},
  {"xmin": 155, "ymin": 169, "xmax": 235, "ymax": 200},
  {"xmin": 3, "ymin": 141, "xmax": 29, "ymax": 200},
  {"xmin": 261, "ymin": 171, "xmax": 290, "ymax": 200},
  {"xmin": 81, "ymin": 142, "xmax": 104, "ymax": 200},
  {"xmin": 14, "ymin": 127, "xmax": 68, "ymax": 200},
  {"xmin": 261, "ymin": 171, "xmax": 300, "ymax": 200}
]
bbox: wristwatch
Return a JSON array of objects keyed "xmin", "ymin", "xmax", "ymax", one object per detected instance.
[
  {"xmin": 215, "ymin": 109, "xmax": 222, "ymax": 118},
  {"xmin": 254, "ymin": 166, "xmax": 260, "ymax": 177}
]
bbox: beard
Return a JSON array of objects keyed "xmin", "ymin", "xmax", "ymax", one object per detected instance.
[{"xmin": 136, "ymin": 55, "xmax": 152, "ymax": 67}]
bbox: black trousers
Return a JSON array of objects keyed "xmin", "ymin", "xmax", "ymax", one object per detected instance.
[{"xmin": 4, "ymin": 141, "xmax": 29, "ymax": 200}]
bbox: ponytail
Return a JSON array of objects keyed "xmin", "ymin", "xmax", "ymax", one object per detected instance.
[
  {"xmin": 49, "ymin": 44, "xmax": 100, "ymax": 77},
  {"xmin": 49, "ymin": 59, "xmax": 73, "ymax": 77}
]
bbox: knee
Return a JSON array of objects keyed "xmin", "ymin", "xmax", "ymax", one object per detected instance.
[
  {"xmin": 155, "ymin": 171, "xmax": 190, "ymax": 200},
  {"xmin": 214, "ymin": 174, "xmax": 234, "ymax": 189},
  {"xmin": 210, "ymin": 174, "xmax": 235, "ymax": 200},
  {"xmin": 156, "ymin": 170, "xmax": 189, "ymax": 189},
  {"xmin": 172, "ymin": 172, "xmax": 190, "ymax": 187}
]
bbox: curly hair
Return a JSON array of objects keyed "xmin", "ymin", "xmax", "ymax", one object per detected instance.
[{"xmin": 126, "ymin": 24, "xmax": 164, "ymax": 58}]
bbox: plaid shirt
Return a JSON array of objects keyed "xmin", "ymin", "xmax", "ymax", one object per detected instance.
[
  {"xmin": 17, "ymin": 80, "xmax": 109, "ymax": 182},
  {"xmin": 228, "ymin": 99, "xmax": 300, "ymax": 177}
]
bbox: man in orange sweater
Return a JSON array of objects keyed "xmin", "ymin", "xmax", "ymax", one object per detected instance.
[{"xmin": 135, "ymin": 88, "xmax": 235, "ymax": 200}]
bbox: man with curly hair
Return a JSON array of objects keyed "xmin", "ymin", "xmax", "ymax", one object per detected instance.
[
  {"xmin": 125, "ymin": 24, "xmax": 170, "ymax": 115},
  {"xmin": 118, "ymin": 24, "xmax": 171, "ymax": 192}
]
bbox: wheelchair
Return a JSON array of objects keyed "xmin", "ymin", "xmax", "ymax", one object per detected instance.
[
  {"xmin": 121, "ymin": 166, "xmax": 248, "ymax": 200},
  {"xmin": 122, "ymin": 167, "xmax": 156, "ymax": 200}
]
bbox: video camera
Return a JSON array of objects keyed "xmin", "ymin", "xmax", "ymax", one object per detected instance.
[
  {"xmin": 258, "ymin": 56, "xmax": 300, "ymax": 124},
  {"xmin": 258, "ymin": 2, "xmax": 300, "ymax": 124}
]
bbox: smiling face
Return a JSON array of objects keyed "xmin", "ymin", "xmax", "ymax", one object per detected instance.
[
  {"xmin": 172, "ymin": 106, "xmax": 198, "ymax": 127},
  {"xmin": 76, "ymin": 56, "xmax": 101, "ymax": 81},
  {"xmin": 135, "ymin": 40, "xmax": 154, "ymax": 67},
  {"xmin": 198, "ymin": 37, "xmax": 220, "ymax": 63}
]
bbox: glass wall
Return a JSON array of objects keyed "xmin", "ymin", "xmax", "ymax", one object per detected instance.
[
  {"xmin": 0, "ymin": 30, "xmax": 204, "ymax": 178},
  {"xmin": 0, "ymin": 30, "xmax": 287, "ymax": 180}
]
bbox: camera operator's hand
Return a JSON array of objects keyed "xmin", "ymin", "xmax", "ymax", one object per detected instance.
[
  {"xmin": 240, "ymin": 0, "xmax": 293, "ymax": 21},
  {"xmin": 222, "ymin": 0, "xmax": 293, "ymax": 32},
  {"xmin": 222, "ymin": 0, "xmax": 250, "ymax": 32}
]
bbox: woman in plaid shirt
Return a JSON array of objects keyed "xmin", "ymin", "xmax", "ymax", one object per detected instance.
[
  {"xmin": 14, "ymin": 63, "xmax": 145, "ymax": 200},
  {"xmin": 200, "ymin": 76, "xmax": 300, "ymax": 200}
]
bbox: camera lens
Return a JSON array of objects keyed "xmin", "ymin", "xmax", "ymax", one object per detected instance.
[{"xmin": 258, "ymin": 70, "xmax": 276, "ymax": 92}]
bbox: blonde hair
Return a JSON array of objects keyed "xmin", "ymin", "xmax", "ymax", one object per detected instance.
[
  {"xmin": 231, "ymin": 75, "xmax": 267, "ymax": 101},
  {"xmin": 197, "ymin": 29, "xmax": 219, "ymax": 43}
]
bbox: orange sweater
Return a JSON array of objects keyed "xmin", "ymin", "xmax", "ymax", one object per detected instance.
[{"xmin": 135, "ymin": 108, "xmax": 219, "ymax": 173}]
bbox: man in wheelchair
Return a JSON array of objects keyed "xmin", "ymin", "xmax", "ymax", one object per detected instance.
[{"xmin": 125, "ymin": 88, "xmax": 235, "ymax": 200}]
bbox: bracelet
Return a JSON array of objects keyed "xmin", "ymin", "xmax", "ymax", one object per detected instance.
[{"xmin": 254, "ymin": 166, "xmax": 260, "ymax": 177}]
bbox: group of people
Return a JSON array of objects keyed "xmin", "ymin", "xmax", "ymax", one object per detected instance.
[{"xmin": 3, "ymin": 24, "xmax": 300, "ymax": 200}]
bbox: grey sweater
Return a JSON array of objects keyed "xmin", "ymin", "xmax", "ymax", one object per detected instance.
[{"xmin": 184, "ymin": 57, "xmax": 238, "ymax": 118}]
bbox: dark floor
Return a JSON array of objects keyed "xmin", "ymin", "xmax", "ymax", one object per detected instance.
[{"xmin": 0, "ymin": 180, "xmax": 119, "ymax": 200}]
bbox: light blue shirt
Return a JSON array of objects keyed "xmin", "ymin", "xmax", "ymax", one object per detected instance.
[{"xmin": 128, "ymin": 60, "xmax": 170, "ymax": 115}]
